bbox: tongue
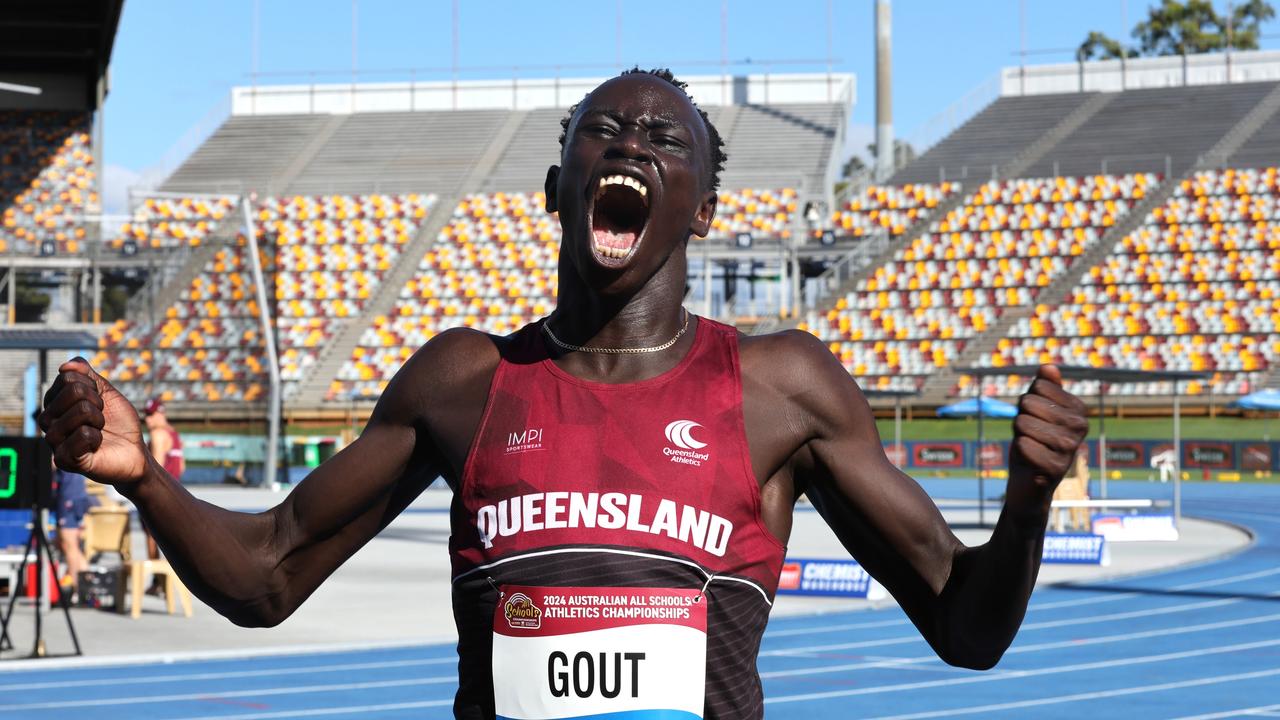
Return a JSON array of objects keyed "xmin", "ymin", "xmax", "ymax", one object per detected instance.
[{"xmin": 593, "ymin": 227, "xmax": 637, "ymax": 250}]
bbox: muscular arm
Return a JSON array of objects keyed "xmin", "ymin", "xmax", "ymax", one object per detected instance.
[
  {"xmin": 40, "ymin": 329, "xmax": 491, "ymax": 627},
  {"xmin": 775, "ymin": 332, "xmax": 1086, "ymax": 669}
]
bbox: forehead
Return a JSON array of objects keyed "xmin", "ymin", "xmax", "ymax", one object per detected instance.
[{"xmin": 575, "ymin": 74, "xmax": 706, "ymax": 135}]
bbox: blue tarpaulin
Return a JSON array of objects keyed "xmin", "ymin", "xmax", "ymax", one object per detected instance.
[
  {"xmin": 936, "ymin": 396, "xmax": 1018, "ymax": 419},
  {"xmin": 1233, "ymin": 389, "xmax": 1280, "ymax": 411}
]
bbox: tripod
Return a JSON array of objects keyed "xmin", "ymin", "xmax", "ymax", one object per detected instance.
[{"xmin": 0, "ymin": 505, "xmax": 81, "ymax": 658}]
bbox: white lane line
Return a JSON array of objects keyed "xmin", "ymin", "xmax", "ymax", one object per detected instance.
[
  {"xmin": 760, "ymin": 591, "xmax": 1276, "ymax": 658},
  {"xmin": 763, "ymin": 565, "xmax": 1280, "ymax": 641},
  {"xmin": 0, "ymin": 637, "xmax": 452, "ymax": 674},
  {"xmin": 0, "ymin": 676, "xmax": 454, "ymax": 711},
  {"xmin": 855, "ymin": 667, "xmax": 1280, "ymax": 720},
  {"xmin": 761, "ymin": 612, "xmax": 1280, "ymax": 681},
  {"xmin": 1173, "ymin": 703, "xmax": 1280, "ymax": 720},
  {"xmin": 0, "ymin": 657, "xmax": 456, "ymax": 692},
  {"xmin": 765, "ymin": 642, "xmax": 1280, "ymax": 708},
  {"xmin": 174, "ymin": 699, "xmax": 455, "ymax": 720},
  {"xmin": 766, "ymin": 616, "xmax": 912, "ymax": 638}
]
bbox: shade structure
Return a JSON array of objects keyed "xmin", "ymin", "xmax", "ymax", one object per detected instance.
[
  {"xmin": 937, "ymin": 396, "xmax": 1018, "ymax": 419},
  {"xmin": 1232, "ymin": 389, "xmax": 1280, "ymax": 411}
]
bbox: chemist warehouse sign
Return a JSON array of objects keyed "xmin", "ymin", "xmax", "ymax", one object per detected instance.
[
  {"xmin": 779, "ymin": 538, "xmax": 1108, "ymax": 599},
  {"xmin": 776, "ymin": 558, "xmax": 889, "ymax": 600}
]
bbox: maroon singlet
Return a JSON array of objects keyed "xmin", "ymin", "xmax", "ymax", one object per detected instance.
[
  {"xmin": 449, "ymin": 316, "xmax": 786, "ymax": 719},
  {"xmin": 162, "ymin": 427, "xmax": 184, "ymax": 480}
]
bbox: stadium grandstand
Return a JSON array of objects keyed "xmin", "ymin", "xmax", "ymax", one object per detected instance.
[{"xmin": 8, "ymin": 43, "xmax": 1280, "ymax": 425}]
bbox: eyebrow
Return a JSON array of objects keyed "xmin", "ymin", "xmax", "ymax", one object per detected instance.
[{"xmin": 580, "ymin": 108, "xmax": 687, "ymax": 131}]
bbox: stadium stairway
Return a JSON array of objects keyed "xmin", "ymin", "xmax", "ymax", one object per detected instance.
[
  {"xmin": 920, "ymin": 81, "xmax": 1280, "ymax": 404},
  {"xmin": 122, "ymin": 202, "xmax": 247, "ymax": 328},
  {"xmin": 272, "ymin": 115, "xmax": 348, "ymax": 195},
  {"xmin": 793, "ymin": 91, "xmax": 1118, "ymax": 339},
  {"xmin": 289, "ymin": 112, "xmax": 530, "ymax": 407}
]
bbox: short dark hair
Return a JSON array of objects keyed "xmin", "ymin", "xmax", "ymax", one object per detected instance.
[{"xmin": 559, "ymin": 67, "xmax": 727, "ymax": 191}]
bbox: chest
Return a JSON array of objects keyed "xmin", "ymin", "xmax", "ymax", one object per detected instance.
[{"xmin": 463, "ymin": 363, "xmax": 749, "ymax": 506}]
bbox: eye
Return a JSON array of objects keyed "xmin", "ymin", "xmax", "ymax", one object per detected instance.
[
  {"xmin": 584, "ymin": 124, "xmax": 617, "ymax": 137},
  {"xmin": 653, "ymin": 134, "xmax": 687, "ymax": 151}
]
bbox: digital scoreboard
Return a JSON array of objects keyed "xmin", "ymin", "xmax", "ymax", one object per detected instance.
[{"xmin": 0, "ymin": 436, "xmax": 53, "ymax": 510}]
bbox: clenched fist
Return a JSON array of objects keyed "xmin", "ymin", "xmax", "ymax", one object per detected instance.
[
  {"xmin": 1010, "ymin": 365, "xmax": 1089, "ymax": 492},
  {"xmin": 38, "ymin": 358, "xmax": 150, "ymax": 486}
]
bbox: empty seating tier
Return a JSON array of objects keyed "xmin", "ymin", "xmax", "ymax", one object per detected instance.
[
  {"xmin": 109, "ymin": 195, "xmax": 237, "ymax": 251},
  {"xmin": 829, "ymin": 182, "xmax": 960, "ymax": 239},
  {"xmin": 803, "ymin": 174, "xmax": 1157, "ymax": 391},
  {"xmin": 1, "ymin": 111, "xmax": 95, "ymax": 255},
  {"xmin": 978, "ymin": 167, "xmax": 1280, "ymax": 398},
  {"xmin": 331, "ymin": 191, "xmax": 556, "ymax": 399},
  {"xmin": 94, "ymin": 193, "xmax": 435, "ymax": 403}
]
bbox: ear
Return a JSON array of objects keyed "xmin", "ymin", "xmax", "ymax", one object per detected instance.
[
  {"xmin": 690, "ymin": 189, "xmax": 718, "ymax": 238},
  {"xmin": 544, "ymin": 166, "xmax": 560, "ymax": 214}
]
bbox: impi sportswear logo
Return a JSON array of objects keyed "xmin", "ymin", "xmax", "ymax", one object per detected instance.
[
  {"xmin": 506, "ymin": 427, "xmax": 544, "ymax": 454},
  {"xmin": 663, "ymin": 420, "xmax": 710, "ymax": 467}
]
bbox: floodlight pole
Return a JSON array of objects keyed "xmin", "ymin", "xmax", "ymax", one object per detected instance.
[
  {"xmin": 894, "ymin": 394, "xmax": 903, "ymax": 466},
  {"xmin": 242, "ymin": 198, "xmax": 281, "ymax": 491},
  {"xmin": 976, "ymin": 382, "xmax": 985, "ymax": 527},
  {"xmin": 1173, "ymin": 380, "xmax": 1182, "ymax": 528},
  {"xmin": 1098, "ymin": 384, "xmax": 1108, "ymax": 499}
]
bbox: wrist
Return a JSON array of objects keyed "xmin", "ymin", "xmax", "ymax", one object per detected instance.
[
  {"xmin": 119, "ymin": 456, "xmax": 169, "ymax": 503},
  {"xmin": 1003, "ymin": 472, "xmax": 1055, "ymax": 526}
]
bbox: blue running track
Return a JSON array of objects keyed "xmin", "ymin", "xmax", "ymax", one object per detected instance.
[{"xmin": 1, "ymin": 481, "xmax": 1277, "ymax": 719}]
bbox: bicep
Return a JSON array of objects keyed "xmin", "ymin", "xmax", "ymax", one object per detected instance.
[
  {"xmin": 266, "ymin": 348, "xmax": 448, "ymax": 603},
  {"xmin": 791, "ymin": 339, "xmax": 960, "ymax": 601}
]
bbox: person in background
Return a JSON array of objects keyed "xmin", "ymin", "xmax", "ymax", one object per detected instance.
[
  {"xmin": 142, "ymin": 398, "xmax": 183, "ymax": 594},
  {"xmin": 1053, "ymin": 443, "xmax": 1092, "ymax": 531},
  {"xmin": 54, "ymin": 464, "xmax": 97, "ymax": 599}
]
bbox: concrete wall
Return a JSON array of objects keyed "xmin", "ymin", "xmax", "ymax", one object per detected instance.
[
  {"xmin": 229, "ymin": 73, "xmax": 855, "ymax": 116},
  {"xmin": 1002, "ymin": 49, "xmax": 1280, "ymax": 96}
]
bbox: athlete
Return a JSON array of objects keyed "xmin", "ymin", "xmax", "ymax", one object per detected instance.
[
  {"xmin": 38, "ymin": 69, "xmax": 1088, "ymax": 718},
  {"xmin": 142, "ymin": 397, "xmax": 184, "ymax": 594}
]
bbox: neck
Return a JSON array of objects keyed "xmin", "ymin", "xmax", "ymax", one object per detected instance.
[{"xmin": 547, "ymin": 247, "xmax": 691, "ymax": 377}]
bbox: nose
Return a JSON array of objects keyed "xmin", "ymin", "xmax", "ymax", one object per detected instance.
[{"xmin": 604, "ymin": 126, "xmax": 653, "ymax": 165}]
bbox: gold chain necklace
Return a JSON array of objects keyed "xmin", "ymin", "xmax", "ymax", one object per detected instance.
[{"xmin": 542, "ymin": 309, "xmax": 690, "ymax": 355}]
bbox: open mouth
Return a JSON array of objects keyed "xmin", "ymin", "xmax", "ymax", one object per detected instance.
[{"xmin": 590, "ymin": 174, "xmax": 650, "ymax": 262}]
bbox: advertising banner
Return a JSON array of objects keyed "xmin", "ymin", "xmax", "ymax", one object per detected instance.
[
  {"xmin": 1241, "ymin": 443, "xmax": 1273, "ymax": 472},
  {"xmin": 1092, "ymin": 514, "xmax": 1180, "ymax": 541},
  {"xmin": 913, "ymin": 442, "xmax": 965, "ymax": 468},
  {"xmin": 1184, "ymin": 441, "xmax": 1233, "ymax": 469},
  {"xmin": 1102, "ymin": 441, "xmax": 1146, "ymax": 468},
  {"xmin": 1041, "ymin": 533, "xmax": 1109, "ymax": 565},
  {"xmin": 776, "ymin": 558, "xmax": 888, "ymax": 600}
]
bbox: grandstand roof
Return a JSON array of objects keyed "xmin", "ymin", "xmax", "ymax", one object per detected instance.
[
  {"xmin": 0, "ymin": 0, "xmax": 123, "ymax": 110},
  {"xmin": 0, "ymin": 328, "xmax": 98, "ymax": 351},
  {"xmin": 956, "ymin": 365, "xmax": 1213, "ymax": 386}
]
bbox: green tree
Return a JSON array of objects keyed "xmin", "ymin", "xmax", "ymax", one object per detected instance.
[
  {"xmin": 1225, "ymin": 0, "xmax": 1278, "ymax": 49},
  {"xmin": 1080, "ymin": 0, "xmax": 1275, "ymax": 59},
  {"xmin": 1077, "ymin": 31, "xmax": 1139, "ymax": 62}
]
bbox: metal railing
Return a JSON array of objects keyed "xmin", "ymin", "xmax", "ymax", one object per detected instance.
[{"xmin": 808, "ymin": 230, "xmax": 890, "ymax": 306}]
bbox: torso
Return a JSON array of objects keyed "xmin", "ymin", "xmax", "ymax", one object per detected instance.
[{"xmin": 440, "ymin": 316, "xmax": 805, "ymax": 719}]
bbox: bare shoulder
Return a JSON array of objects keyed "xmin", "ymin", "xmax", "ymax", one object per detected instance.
[
  {"xmin": 374, "ymin": 327, "xmax": 506, "ymax": 423},
  {"xmin": 738, "ymin": 328, "xmax": 859, "ymax": 400}
]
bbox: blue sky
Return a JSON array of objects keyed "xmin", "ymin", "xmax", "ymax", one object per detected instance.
[{"xmin": 102, "ymin": 0, "xmax": 1278, "ymax": 205}]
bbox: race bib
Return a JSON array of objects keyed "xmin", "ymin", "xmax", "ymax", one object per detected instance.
[{"xmin": 492, "ymin": 585, "xmax": 707, "ymax": 720}]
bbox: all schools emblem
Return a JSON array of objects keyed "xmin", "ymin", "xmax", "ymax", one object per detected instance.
[{"xmin": 503, "ymin": 592, "xmax": 543, "ymax": 629}]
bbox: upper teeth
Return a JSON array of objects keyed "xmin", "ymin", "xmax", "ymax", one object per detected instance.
[{"xmin": 598, "ymin": 174, "xmax": 648, "ymax": 198}]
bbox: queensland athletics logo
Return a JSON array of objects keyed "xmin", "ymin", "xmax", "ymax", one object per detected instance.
[
  {"xmin": 663, "ymin": 420, "xmax": 710, "ymax": 467},
  {"xmin": 503, "ymin": 592, "xmax": 542, "ymax": 629},
  {"xmin": 664, "ymin": 420, "xmax": 707, "ymax": 450}
]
